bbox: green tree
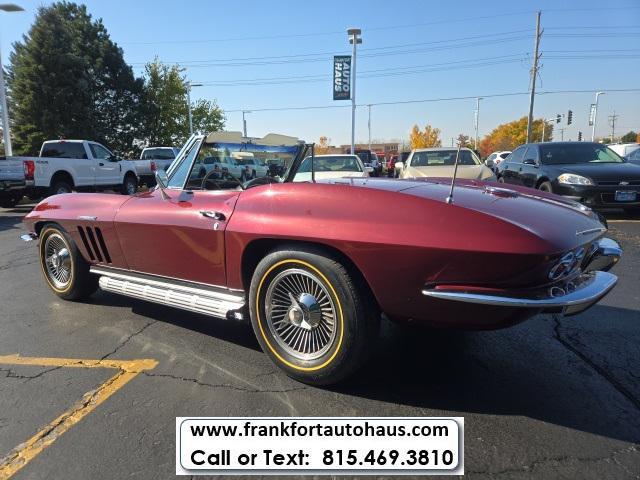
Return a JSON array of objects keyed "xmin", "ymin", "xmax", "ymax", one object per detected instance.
[
  {"xmin": 8, "ymin": 2, "xmax": 143, "ymax": 155},
  {"xmin": 140, "ymin": 59, "xmax": 224, "ymax": 147},
  {"xmin": 621, "ymin": 131, "xmax": 638, "ymax": 143}
]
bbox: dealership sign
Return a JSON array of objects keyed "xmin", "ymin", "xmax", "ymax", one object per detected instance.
[{"xmin": 333, "ymin": 56, "xmax": 352, "ymax": 100}]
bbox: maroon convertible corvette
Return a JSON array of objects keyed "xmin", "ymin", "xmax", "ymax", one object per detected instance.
[{"xmin": 22, "ymin": 132, "xmax": 622, "ymax": 385}]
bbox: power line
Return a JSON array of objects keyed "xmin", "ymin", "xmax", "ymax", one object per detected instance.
[{"xmin": 221, "ymin": 88, "xmax": 640, "ymax": 113}]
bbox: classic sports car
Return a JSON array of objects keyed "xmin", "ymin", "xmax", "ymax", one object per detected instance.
[{"xmin": 22, "ymin": 132, "xmax": 622, "ymax": 385}]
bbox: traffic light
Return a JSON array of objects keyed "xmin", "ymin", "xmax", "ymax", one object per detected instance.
[
  {"xmin": 556, "ymin": 114, "xmax": 561, "ymax": 123},
  {"xmin": 567, "ymin": 110, "xmax": 573, "ymax": 125},
  {"xmin": 578, "ymin": 131, "xmax": 583, "ymax": 141}
]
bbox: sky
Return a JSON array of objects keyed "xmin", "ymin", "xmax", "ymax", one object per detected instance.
[{"xmin": 1, "ymin": 0, "xmax": 639, "ymax": 147}]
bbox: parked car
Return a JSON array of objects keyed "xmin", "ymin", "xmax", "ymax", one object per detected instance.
[
  {"xmin": 22, "ymin": 131, "xmax": 621, "ymax": 386},
  {"xmin": 135, "ymin": 146, "xmax": 179, "ymax": 186},
  {"xmin": 485, "ymin": 151, "xmax": 512, "ymax": 171},
  {"xmin": 627, "ymin": 148, "xmax": 640, "ymax": 165},
  {"xmin": 396, "ymin": 148, "xmax": 496, "ymax": 181},
  {"xmin": 355, "ymin": 149, "xmax": 382, "ymax": 177},
  {"xmin": 234, "ymin": 154, "xmax": 269, "ymax": 180},
  {"xmin": 15, "ymin": 140, "xmax": 139, "ymax": 197},
  {"xmin": 608, "ymin": 143, "xmax": 639, "ymax": 161},
  {"xmin": 293, "ymin": 154, "xmax": 369, "ymax": 182},
  {"xmin": 0, "ymin": 157, "xmax": 33, "ymax": 207},
  {"xmin": 496, "ymin": 142, "xmax": 640, "ymax": 214}
]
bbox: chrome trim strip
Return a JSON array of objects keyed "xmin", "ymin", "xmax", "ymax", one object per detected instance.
[
  {"xmin": 77, "ymin": 215, "xmax": 97, "ymax": 221},
  {"xmin": 94, "ymin": 269, "xmax": 244, "ymax": 320},
  {"xmin": 90, "ymin": 265, "xmax": 243, "ymax": 294},
  {"xmin": 422, "ymin": 271, "xmax": 617, "ymax": 312}
]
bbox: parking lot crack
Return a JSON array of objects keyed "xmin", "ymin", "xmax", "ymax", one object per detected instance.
[
  {"xmin": 141, "ymin": 371, "xmax": 307, "ymax": 394},
  {"xmin": 466, "ymin": 444, "xmax": 639, "ymax": 477},
  {"xmin": 0, "ymin": 366, "xmax": 62, "ymax": 381},
  {"xmin": 552, "ymin": 315, "xmax": 640, "ymax": 411},
  {"xmin": 100, "ymin": 321, "xmax": 157, "ymax": 361}
]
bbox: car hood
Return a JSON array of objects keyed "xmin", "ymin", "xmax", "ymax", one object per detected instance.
[
  {"xmin": 547, "ymin": 162, "xmax": 640, "ymax": 183},
  {"xmin": 320, "ymin": 177, "xmax": 606, "ymax": 251},
  {"xmin": 404, "ymin": 164, "xmax": 494, "ymax": 180},
  {"xmin": 24, "ymin": 192, "xmax": 134, "ymax": 230}
]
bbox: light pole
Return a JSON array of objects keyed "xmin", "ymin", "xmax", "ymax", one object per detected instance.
[
  {"xmin": 474, "ymin": 97, "xmax": 483, "ymax": 150},
  {"xmin": 0, "ymin": 3, "xmax": 24, "ymax": 156},
  {"xmin": 186, "ymin": 82, "xmax": 202, "ymax": 136},
  {"xmin": 591, "ymin": 91, "xmax": 605, "ymax": 142},
  {"xmin": 347, "ymin": 28, "xmax": 361, "ymax": 154},
  {"xmin": 242, "ymin": 110, "xmax": 251, "ymax": 138}
]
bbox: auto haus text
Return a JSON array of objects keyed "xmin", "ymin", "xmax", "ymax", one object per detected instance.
[
  {"xmin": 189, "ymin": 420, "xmax": 450, "ymax": 438},
  {"xmin": 334, "ymin": 59, "xmax": 351, "ymax": 97}
]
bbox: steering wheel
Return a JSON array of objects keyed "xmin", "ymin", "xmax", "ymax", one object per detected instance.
[{"xmin": 200, "ymin": 168, "xmax": 224, "ymax": 190}]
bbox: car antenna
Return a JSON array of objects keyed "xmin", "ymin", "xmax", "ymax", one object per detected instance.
[
  {"xmin": 445, "ymin": 142, "xmax": 463, "ymax": 204},
  {"xmin": 311, "ymin": 143, "xmax": 316, "ymax": 183}
]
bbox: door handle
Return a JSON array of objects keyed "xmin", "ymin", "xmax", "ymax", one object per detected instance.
[
  {"xmin": 200, "ymin": 210, "xmax": 225, "ymax": 221},
  {"xmin": 99, "ymin": 162, "xmax": 104, "ymax": 166}
]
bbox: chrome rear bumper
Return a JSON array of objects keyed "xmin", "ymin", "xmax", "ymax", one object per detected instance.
[{"xmin": 422, "ymin": 237, "xmax": 621, "ymax": 317}]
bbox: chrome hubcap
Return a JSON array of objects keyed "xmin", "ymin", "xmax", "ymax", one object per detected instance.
[
  {"xmin": 44, "ymin": 233, "xmax": 72, "ymax": 289},
  {"xmin": 265, "ymin": 268, "xmax": 337, "ymax": 360}
]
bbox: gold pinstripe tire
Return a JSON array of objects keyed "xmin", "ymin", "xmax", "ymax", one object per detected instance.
[
  {"xmin": 249, "ymin": 246, "xmax": 379, "ymax": 385},
  {"xmin": 38, "ymin": 224, "xmax": 98, "ymax": 300}
]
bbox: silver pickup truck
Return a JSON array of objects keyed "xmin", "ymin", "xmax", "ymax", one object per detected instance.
[
  {"xmin": 0, "ymin": 157, "xmax": 32, "ymax": 208},
  {"xmin": 133, "ymin": 146, "xmax": 179, "ymax": 186}
]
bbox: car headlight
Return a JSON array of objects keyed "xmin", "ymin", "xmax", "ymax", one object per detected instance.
[{"xmin": 557, "ymin": 173, "xmax": 594, "ymax": 186}]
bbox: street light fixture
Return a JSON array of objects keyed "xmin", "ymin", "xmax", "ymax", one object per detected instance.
[
  {"xmin": 186, "ymin": 82, "xmax": 202, "ymax": 136},
  {"xmin": 347, "ymin": 27, "xmax": 361, "ymax": 155},
  {"xmin": 0, "ymin": 3, "xmax": 25, "ymax": 156},
  {"xmin": 591, "ymin": 91, "xmax": 605, "ymax": 142}
]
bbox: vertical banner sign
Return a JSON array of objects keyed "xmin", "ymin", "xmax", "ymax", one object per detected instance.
[
  {"xmin": 333, "ymin": 55, "xmax": 352, "ymax": 100},
  {"xmin": 588, "ymin": 103, "xmax": 596, "ymax": 126}
]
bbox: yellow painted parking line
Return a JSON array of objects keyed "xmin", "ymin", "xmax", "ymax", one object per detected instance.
[{"xmin": 0, "ymin": 354, "xmax": 157, "ymax": 480}]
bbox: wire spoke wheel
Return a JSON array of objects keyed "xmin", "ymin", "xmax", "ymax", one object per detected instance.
[
  {"xmin": 43, "ymin": 233, "xmax": 72, "ymax": 290},
  {"xmin": 265, "ymin": 268, "xmax": 337, "ymax": 361}
]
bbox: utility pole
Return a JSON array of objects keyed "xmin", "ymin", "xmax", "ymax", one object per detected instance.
[
  {"xmin": 0, "ymin": 4, "xmax": 25, "ymax": 156},
  {"xmin": 608, "ymin": 111, "xmax": 618, "ymax": 143},
  {"xmin": 526, "ymin": 11, "xmax": 542, "ymax": 143},
  {"xmin": 474, "ymin": 97, "xmax": 483, "ymax": 150},
  {"xmin": 367, "ymin": 104, "xmax": 371, "ymax": 151},
  {"xmin": 242, "ymin": 110, "xmax": 252, "ymax": 137},
  {"xmin": 186, "ymin": 82, "xmax": 202, "ymax": 136},
  {"xmin": 347, "ymin": 28, "xmax": 362, "ymax": 154}
]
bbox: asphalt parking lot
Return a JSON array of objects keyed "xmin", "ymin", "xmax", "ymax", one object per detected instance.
[{"xmin": 0, "ymin": 202, "xmax": 639, "ymax": 479}]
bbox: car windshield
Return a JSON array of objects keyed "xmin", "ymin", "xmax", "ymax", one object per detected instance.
[
  {"xmin": 539, "ymin": 144, "xmax": 625, "ymax": 165},
  {"xmin": 298, "ymin": 155, "xmax": 363, "ymax": 173},
  {"xmin": 411, "ymin": 150, "xmax": 478, "ymax": 167}
]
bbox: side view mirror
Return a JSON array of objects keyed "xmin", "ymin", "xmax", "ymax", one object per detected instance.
[
  {"xmin": 365, "ymin": 166, "xmax": 374, "ymax": 174},
  {"xmin": 523, "ymin": 158, "xmax": 538, "ymax": 166},
  {"xmin": 395, "ymin": 161, "xmax": 404, "ymax": 170},
  {"xmin": 108, "ymin": 154, "xmax": 120, "ymax": 162},
  {"xmin": 154, "ymin": 170, "xmax": 170, "ymax": 200},
  {"xmin": 485, "ymin": 159, "xmax": 495, "ymax": 167}
]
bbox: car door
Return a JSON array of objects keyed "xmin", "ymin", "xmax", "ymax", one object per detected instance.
[
  {"xmin": 113, "ymin": 137, "xmax": 240, "ymax": 287},
  {"xmin": 500, "ymin": 146, "xmax": 526, "ymax": 185},
  {"xmin": 90, "ymin": 143, "xmax": 121, "ymax": 185},
  {"xmin": 519, "ymin": 145, "xmax": 541, "ymax": 188}
]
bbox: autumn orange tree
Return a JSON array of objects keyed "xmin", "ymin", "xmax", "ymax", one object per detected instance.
[
  {"xmin": 478, "ymin": 117, "xmax": 548, "ymax": 157},
  {"xmin": 409, "ymin": 124, "xmax": 442, "ymax": 149}
]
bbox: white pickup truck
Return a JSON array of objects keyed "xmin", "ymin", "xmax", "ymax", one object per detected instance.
[
  {"xmin": 133, "ymin": 146, "xmax": 179, "ymax": 186},
  {"xmin": 20, "ymin": 140, "xmax": 139, "ymax": 197}
]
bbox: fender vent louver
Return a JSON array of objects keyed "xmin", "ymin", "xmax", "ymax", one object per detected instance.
[{"xmin": 77, "ymin": 226, "xmax": 112, "ymax": 264}]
